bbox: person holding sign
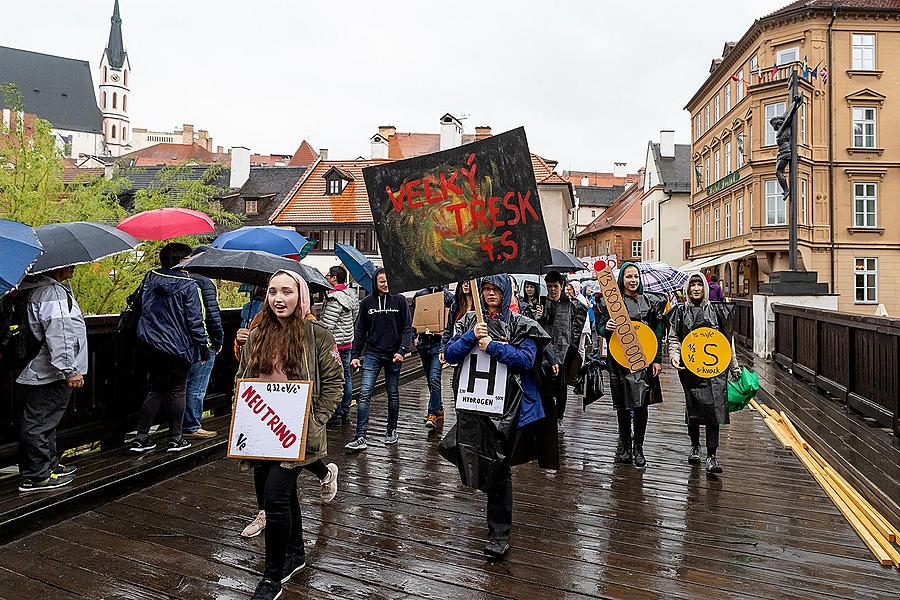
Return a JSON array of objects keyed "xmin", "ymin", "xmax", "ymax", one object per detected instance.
[
  {"xmin": 596, "ymin": 262, "xmax": 666, "ymax": 468},
  {"xmin": 667, "ymin": 272, "xmax": 740, "ymax": 475},
  {"xmin": 440, "ymin": 275, "xmax": 556, "ymax": 560},
  {"xmin": 236, "ymin": 269, "xmax": 343, "ymax": 600}
]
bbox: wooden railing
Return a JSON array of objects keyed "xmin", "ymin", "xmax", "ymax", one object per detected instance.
[
  {"xmin": 731, "ymin": 298, "xmax": 753, "ymax": 349},
  {"xmin": 0, "ymin": 309, "xmax": 243, "ymax": 466},
  {"xmin": 772, "ymin": 304, "xmax": 899, "ymax": 437}
]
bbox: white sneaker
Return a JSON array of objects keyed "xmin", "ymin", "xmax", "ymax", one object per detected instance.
[
  {"xmin": 241, "ymin": 510, "xmax": 266, "ymax": 538},
  {"xmin": 384, "ymin": 430, "xmax": 399, "ymax": 445},
  {"xmin": 320, "ymin": 463, "xmax": 338, "ymax": 503}
]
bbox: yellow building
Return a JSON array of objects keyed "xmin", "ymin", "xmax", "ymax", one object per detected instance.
[{"xmin": 684, "ymin": 0, "xmax": 900, "ymax": 314}]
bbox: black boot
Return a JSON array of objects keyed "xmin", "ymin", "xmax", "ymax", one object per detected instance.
[
  {"xmin": 633, "ymin": 442, "xmax": 646, "ymax": 468},
  {"xmin": 706, "ymin": 454, "xmax": 723, "ymax": 474},
  {"xmin": 688, "ymin": 445, "xmax": 701, "ymax": 465},
  {"xmin": 617, "ymin": 440, "xmax": 633, "ymax": 464}
]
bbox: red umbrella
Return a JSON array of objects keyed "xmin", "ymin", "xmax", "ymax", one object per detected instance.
[{"xmin": 117, "ymin": 208, "xmax": 216, "ymax": 240}]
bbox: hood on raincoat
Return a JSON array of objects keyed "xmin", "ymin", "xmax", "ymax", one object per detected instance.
[
  {"xmin": 617, "ymin": 261, "xmax": 643, "ymax": 295},
  {"xmin": 479, "ymin": 274, "xmax": 513, "ymax": 321},
  {"xmin": 683, "ymin": 271, "xmax": 711, "ymax": 307}
]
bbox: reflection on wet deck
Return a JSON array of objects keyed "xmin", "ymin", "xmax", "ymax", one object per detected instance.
[{"xmin": 3, "ymin": 369, "xmax": 899, "ymax": 599}]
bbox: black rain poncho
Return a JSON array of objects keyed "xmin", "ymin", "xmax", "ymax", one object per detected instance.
[
  {"xmin": 438, "ymin": 275, "xmax": 557, "ymax": 492},
  {"xmin": 667, "ymin": 272, "xmax": 739, "ymax": 426},
  {"xmin": 595, "ymin": 262, "xmax": 666, "ymax": 411}
]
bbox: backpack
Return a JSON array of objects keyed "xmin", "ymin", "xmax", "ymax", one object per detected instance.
[
  {"xmin": 117, "ymin": 275, "xmax": 148, "ymax": 337},
  {"xmin": 0, "ymin": 290, "xmax": 43, "ymax": 371}
]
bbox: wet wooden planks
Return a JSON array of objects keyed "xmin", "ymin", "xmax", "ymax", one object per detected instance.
[{"xmin": 2, "ymin": 367, "xmax": 899, "ymax": 600}]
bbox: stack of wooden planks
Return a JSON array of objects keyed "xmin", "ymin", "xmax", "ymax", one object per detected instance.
[{"xmin": 750, "ymin": 399, "xmax": 900, "ymax": 568}]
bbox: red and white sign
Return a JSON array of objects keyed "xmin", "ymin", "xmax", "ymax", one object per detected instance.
[
  {"xmin": 580, "ymin": 254, "xmax": 618, "ymax": 271},
  {"xmin": 228, "ymin": 379, "xmax": 313, "ymax": 461}
]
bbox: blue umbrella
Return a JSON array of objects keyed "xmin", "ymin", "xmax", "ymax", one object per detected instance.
[
  {"xmin": 336, "ymin": 243, "xmax": 376, "ymax": 294},
  {"xmin": 0, "ymin": 219, "xmax": 44, "ymax": 297},
  {"xmin": 211, "ymin": 226, "xmax": 316, "ymax": 259}
]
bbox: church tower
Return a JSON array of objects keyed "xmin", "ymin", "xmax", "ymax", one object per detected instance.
[{"xmin": 99, "ymin": 0, "xmax": 130, "ymax": 157}]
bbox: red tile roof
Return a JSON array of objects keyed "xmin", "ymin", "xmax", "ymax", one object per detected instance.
[
  {"xmin": 565, "ymin": 170, "xmax": 640, "ymax": 187},
  {"xmin": 288, "ymin": 140, "xmax": 318, "ymax": 167},
  {"xmin": 767, "ymin": 0, "xmax": 900, "ymax": 17},
  {"xmin": 273, "ymin": 158, "xmax": 392, "ymax": 225},
  {"xmin": 118, "ymin": 143, "xmax": 228, "ymax": 166},
  {"xmin": 577, "ymin": 174, "xmax": 645, "ymax": 237}
]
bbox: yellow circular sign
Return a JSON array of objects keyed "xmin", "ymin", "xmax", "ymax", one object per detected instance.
[
  {"xmin": 681, "ymin": 327, "xmax": 732, "ymax": 378},
  {"xmin": 609, "ymin": 321, "xmax": 658, "ymax": 370}
]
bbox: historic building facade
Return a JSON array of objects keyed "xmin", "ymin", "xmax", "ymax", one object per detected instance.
[{"xmin": 684, "ymin": 0, "xmax": 900, "ymax": 313}]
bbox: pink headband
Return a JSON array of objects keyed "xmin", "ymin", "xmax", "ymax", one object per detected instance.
[{"xmin": 269, "ymin": 269, "xmax": 311, "ymax": 319}]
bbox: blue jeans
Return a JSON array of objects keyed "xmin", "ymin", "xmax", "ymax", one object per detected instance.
[
  {"xmin": 418, "ymin": 340, "xmax": 443, "ymax": 416},
  {"xmin": 330, "ymin": 348, "xmax": 353, "ymax": 422},
  {"xmin": 183, "ymin": 349, "xmax": 217, "ymax": 433},
  {"xmin": 355, "ymin": 353, "xmax": 401, "ymax": 438}
]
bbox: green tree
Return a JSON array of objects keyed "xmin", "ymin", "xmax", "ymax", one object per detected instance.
[{"xmin": 0, "ymin": 83, "xmax": 246, "ymax": 314}]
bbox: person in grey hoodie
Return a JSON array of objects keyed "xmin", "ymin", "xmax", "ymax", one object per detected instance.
[
  {"xmin": 15, "ymin": 266, "xmax": 87, "ymax": 492},
  {"xmin": 320, "ymin": 265, "xmax": 359, "ymax": 427}
]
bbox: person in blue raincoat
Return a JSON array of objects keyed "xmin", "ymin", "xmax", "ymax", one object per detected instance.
[
  {"xmin": 440, "ymin": 274, "xmax": 556, "ymax": 560},
  {"xmin": 596, "ymin": 262, "xmax": 666, "ymax": 469}
]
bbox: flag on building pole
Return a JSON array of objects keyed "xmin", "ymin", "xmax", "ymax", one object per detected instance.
[
  {"xmin": 802, "ymin": 55, "xmax": 809, "ymax": 78},
  {"xmin": 821, "ymin": 65, "xmax": 828, "ymax": 85}
]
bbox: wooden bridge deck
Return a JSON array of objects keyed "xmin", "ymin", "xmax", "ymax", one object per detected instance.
[{"xmin": 2, "ymin": 368, "xmax": 899, "ymax": 599}]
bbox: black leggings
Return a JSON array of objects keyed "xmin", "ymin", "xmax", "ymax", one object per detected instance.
[
  {"xmin": 254, "ymin": 460, "xmax": 328, "ymax": 579},
  {"xmin": 254, "ymin": 459, "xmax": 328, "ymax": 510},
  {"xmin": 616, "ymin": 405, "xmax": 649, "ymax": 445},
  {"xmin": 688, "ymin": 420, "xmax": 720, "ymax": 455}
]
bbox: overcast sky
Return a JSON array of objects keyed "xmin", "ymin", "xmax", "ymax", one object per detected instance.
[{"xmin": 7, "ymin": 0, "xmax": 788, "ymax": 172}]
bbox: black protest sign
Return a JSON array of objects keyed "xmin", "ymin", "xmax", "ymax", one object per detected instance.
[{"xmin": 362, "ymin": 127, "xmax": 551, "ymax": 292}]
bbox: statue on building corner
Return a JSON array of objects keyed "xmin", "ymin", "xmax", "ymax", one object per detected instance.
[{"xmin": 770, "ymin": 92, "xmax": 803, "ymax": 198}]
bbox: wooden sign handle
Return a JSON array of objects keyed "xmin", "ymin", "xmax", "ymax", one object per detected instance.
[
  {"xmin": 594, "ymin": 263, "xmax": 648, "ymax": 373},
  {"xmin": 470, "ymin": 278, "xmax": 485, "ymax": 324}
]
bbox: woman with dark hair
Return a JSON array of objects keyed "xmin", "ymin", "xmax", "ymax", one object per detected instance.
[
  {"xmin": 441, "ymin": 275, "xmax": 557, "ymax": 560},
  {"xmin": 518, "ymin": 279, "xmax": 540, "ymax": 320},
  {"xmin": 668, "ymin": 272, "xmax": 740, "ymax": 474},
  {"xmin": 238, "ymin": 269, "xmax": 343, "ymax": 600},
  {"xmin": 440, "ymin": 280, "xmax": 475, "ymax": 364},
  {"xmin": 596, "ymin": 262, "xmax": 666, "ymax": 468}
]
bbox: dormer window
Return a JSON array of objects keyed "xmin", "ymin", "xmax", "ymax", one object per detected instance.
[
  {"xmin": 245, "ymin": 200, "xmax": 259, "ymax": 215},
  {"xmin": 322, "ymin": 166, "xmax": 354, "ymax": 196}
]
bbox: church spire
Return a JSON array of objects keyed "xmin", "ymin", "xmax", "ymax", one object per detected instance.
[{"xmin": 105, "ymin": 0, "xmax": 126, "ymax": 69}]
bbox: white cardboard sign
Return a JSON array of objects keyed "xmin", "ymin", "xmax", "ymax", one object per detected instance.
[
  {"xmin": 228, "ymin": 379, "xmax": 313, "ymax": 462},
  {"xmin": 455, "ymin": 348, "xmax": 508, "ymax": 415}
]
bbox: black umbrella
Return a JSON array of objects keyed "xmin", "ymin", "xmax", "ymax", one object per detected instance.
[
  {"xmin": 541, "ymin": 248, "xmax": 587, "ymax": 274},
  {"xmin": 30, "ymin": 222, "xmax": 141, "ymax": 274},
  {"xmin": 179, "ymin": 248, "xmax": 332, "ymax": 292}
]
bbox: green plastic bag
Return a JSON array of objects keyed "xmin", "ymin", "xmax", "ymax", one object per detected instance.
[{"xmin": 727, "ymin": 367, "xmax": 759, "ymax": 413}]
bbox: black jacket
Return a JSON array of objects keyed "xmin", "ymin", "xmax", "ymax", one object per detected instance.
[
  {"xmin": 189, "ymin": 273, "xmax": 224, "ymax": 350},
  {"xmin": 137, "ymin": 269, "xmax": 209, "ymax": 364},
  {"xmin": 538, "ymin": 295, "xmax": 587, "ymax": 367},
  {"xmin": 351, "ymin": 292, "xmax": 413, "ymax": 359}
]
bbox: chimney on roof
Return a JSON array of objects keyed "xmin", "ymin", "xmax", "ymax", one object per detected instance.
[
  {"xmin": 378, "ymin": 125, "xmax": 396, "ymax": 138},
  {"xmin": 475, "ymin": 125, "xmax": 492, "ymax": 140},
  {"xmin": 613, "ymin": 162, "xmax": 626, "ymax": 179},
  {"xmin": 660, "ymin": 130, "xmax": 675, "ymax": 159},
  {"xmin": 182, "ymin": 124, "xmax": 194, "ymax": 144},
  {"xmin": 581, "ymin": 176, "xmax": 589, "ymax": 187},
  {"xmin": 216, "ymin": 145, "xmax": 223, "ymax": 154},
  {"xmin": 370, "ymin": 134, "xmax": 389, "ymax": 160},
  {"xmin": 440, "ymin": 113, "xmax": 463, "ymax": 151},
  {"xmin": 230, "ymin": 146, "xmax": 251, "ymax": 189},
  {"xmin": 198, "ymin": 129, "xmax": 209, "ymax": 151},
  {"xmin": 319, "ymin": 148, "xmax": 328, "ymax": 161}
]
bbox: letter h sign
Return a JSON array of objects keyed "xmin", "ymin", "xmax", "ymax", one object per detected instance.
[
  {"xmin": 455, "ymin": 348, "xmax": 508, "ymax": 415},
  {"xmin": 467, "ymin": 352, "xmax": 499, "ymax": 395}
]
